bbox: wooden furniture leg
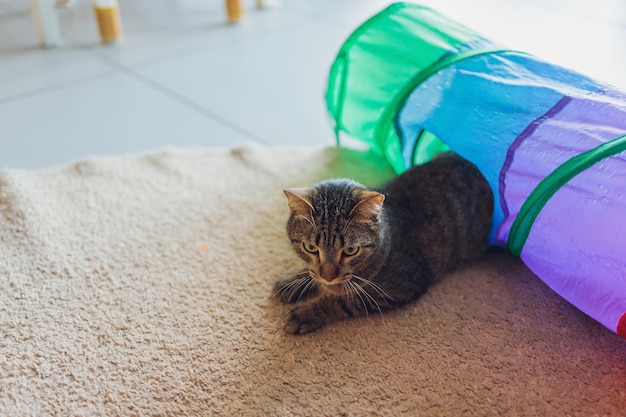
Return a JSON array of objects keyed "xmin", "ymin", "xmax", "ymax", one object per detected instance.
[
  {"xmin": 225, "ymin": 0, "xmax": 243, "ymax": 22},
  {"xmin": 93, "ymin": 0, "xmax": 122, "ymax": 43},
  {"xmin": 29, "ymin": 0, "xmax": 61, "ymax": 48}
]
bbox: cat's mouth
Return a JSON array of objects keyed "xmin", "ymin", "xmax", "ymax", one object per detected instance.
[
  {"xmin": 310, "ymin": 272, "xmax": 353, "ymax": 287},
  {"xmin": 310, "ymin": 272, "xmax": 352, "ymax": 294}
]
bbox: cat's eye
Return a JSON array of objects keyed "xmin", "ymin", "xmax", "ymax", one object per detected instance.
[
  {"xmin": 303, "ymin": 243, "xmax": 319, "ymax": 253},
  {"xmin": 343, "ymin": 246, "xmax": 359, "ymax": 256}
]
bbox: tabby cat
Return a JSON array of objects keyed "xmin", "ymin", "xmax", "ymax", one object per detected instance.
[{"xmin": 274, "ymin": 153, "xmax": 493, "ymax": 334}]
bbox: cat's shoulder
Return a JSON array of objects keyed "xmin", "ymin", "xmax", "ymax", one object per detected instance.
[{"xmin": 394, "ymin": 153, "xmax": 480, "ymax": 181}]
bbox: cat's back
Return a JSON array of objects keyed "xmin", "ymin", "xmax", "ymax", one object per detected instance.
[
  {"xmin": 379, "ymin": 153, "xmax": 492, "ymax": 216},
  {"xmin": 379, "ymin": 153, "xmax": 489, "ymax": 203},
  {"xmin": 378, "ymin": 153, "xmax": 493, "ymax": 273}
]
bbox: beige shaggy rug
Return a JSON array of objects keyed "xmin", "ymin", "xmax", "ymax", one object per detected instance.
[{"xmin": 1, "ymin": 145, "xmax": 625, "ymax": 416}]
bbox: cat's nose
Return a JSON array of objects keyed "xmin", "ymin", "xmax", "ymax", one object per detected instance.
[{"xmin": 319, "ymin": 264, "xmax": 339, "ymax": 282}]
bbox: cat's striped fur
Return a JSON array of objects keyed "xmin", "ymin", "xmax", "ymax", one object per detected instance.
[{"xmin": 275, "ymin": 153, "xmax": 493, "ymax": 334}]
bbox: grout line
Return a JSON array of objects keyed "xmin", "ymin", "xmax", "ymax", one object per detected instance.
[
  {"xmin": 82, "ymin": 50, "xmax": 272, "ymax": 145},
  {"xmin": 0, "ymin": 71, "xmax": 115, "ymax": 105},
  {"xmin": 34, "ymin": 5, "xmax": 322, "ymax": 146},
  {"xmin": 81, "ymin": 8, "xmax": 318, "ymax": 70},
  {"xmin": 125, "ymin": 69, "xmax": 273, "ymax": 145},
  {"xmin": 55, "ymin": 7, "xmax": 335, "ymax": 146},
  {"xmin": 0, "ymin": 15, "xmax": 271, "ymax": 143},
  {"xmin": 0, "ymin": 5, "xmax": 321, "ymax": 146}
]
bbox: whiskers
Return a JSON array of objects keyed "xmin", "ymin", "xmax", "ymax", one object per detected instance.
[
  {"xmin": 342, "ymin": 274, "xmax": 393, "ymax": 318},
  {"xmin": 274, "ymin": 271, "xmax": 316, "ymax": 303},
  {"xmin": 275, "ymin": 271, "xmax": 394, "ymax": 323}
]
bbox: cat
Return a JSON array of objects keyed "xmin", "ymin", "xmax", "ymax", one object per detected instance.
[{"xmin": 274, "ymin": 152, "xmax": 493, "ymax": 334}]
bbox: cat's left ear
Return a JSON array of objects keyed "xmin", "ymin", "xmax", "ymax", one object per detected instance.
[{"xmin": 350, "ymin": 191, "xmax": 385, "ymax": 222}]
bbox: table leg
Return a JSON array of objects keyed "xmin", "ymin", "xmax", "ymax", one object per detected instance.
[
  {"xmin": 29, "ymin": 0, "xmax": 61, "ymax": 48},
  {"xmin": 226, "ymin": 0, "xmax": 243, "ymax": 22}
]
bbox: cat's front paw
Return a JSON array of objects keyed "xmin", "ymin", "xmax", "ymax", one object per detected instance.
[
  {"xmin": 273, "ymin": 272, "xmax": 319, "ymax": 304},
  {"xmin": 284, "ymin": 304, "xmax": 326, "ymax": 335}
]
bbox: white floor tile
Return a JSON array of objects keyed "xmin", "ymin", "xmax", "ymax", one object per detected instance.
[
  {"xmin": 135, "ymin": 19, "xmax": 348, "ymax": 147},
  {"xmin": 0, "ymin": 72, "xmax": 252, "ymax": 170},
  {"xmin": 56, "ymin": 0, "xmax": 304, "ymax": 67},
  {"xmin": 0, "ymin": 9, "xmax": 114, "ymax": 101}
]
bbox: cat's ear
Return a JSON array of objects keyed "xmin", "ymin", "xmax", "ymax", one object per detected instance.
[
  {"xmin": 350, "ymin": 191, "xmax": 385, "ymax": 222},
  {"xmin": 283, "ymin": 188, "xmax": 314, "ymax": 219}
]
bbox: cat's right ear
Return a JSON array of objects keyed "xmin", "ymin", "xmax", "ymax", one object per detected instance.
[
  {"xmin": 350, "ymin": 191, "xmax": 385, "ymax": 222},
  {"xmin": 283, "ymin": 188, "xmax": 314, "ymax": 220}
]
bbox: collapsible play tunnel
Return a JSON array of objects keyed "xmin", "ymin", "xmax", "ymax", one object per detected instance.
[{"xmin": 326, "ymin": 2, "xmax": 626, "ymax": 338}]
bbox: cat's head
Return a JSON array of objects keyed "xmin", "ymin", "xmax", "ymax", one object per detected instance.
[{"xmin": 284, "ymin": 179, "xmax": 385, "ymax": 294}]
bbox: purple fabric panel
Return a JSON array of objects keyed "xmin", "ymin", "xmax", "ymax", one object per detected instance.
[
  {"xmin": 520, "ymin": 149, "xmax": 626, "ymax": 332},
  {"xmin": 498, "ymin": 96, "xmax": 572, "ymax": 227},
  {"xmin": 496, "ymin": 87, "xmax": 626, "ymax": 246}
]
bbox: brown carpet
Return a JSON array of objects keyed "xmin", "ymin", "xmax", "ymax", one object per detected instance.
[{"xmin": 1, "ymin": 145, "xmax": 625, "ymax": 416}]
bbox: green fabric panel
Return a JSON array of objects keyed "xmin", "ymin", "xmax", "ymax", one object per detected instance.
[
  {"xmin": 507, "ymin": 134, "xmax": 626, "ymax": 256},
  {"xmin": 326, "ymin": 2, "xmax": 481, "ymax": 157},
  {"xmin": 413, "ymin": 130, "xmax": 451, "ymax": 165}
]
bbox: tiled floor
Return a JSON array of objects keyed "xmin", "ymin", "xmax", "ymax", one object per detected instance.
[{"xmin": 1, "ymin": 0, "xmax": 625, "ymax": 169}]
